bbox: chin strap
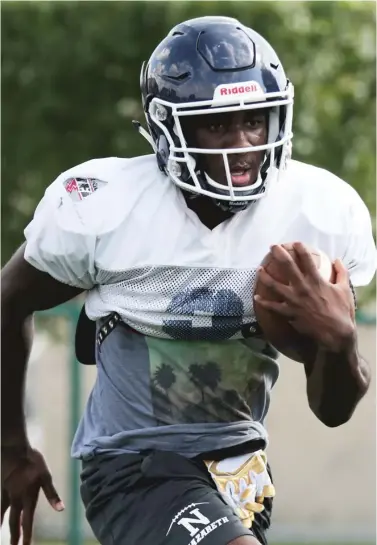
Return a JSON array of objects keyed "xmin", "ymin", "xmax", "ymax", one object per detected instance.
[
  {"xmin": 215, "ymin": 199, "xmax": 250, "ymax": 214},
  {"xmin": 132, "ymin": 120, "xmax": 157, "ymax": 152}
]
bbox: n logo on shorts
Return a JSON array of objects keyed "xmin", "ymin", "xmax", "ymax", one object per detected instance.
[
  {"xmin": 167, "ymin": 502, "xmax": 230, "ymax": 545},
  {"xmin": 166, "ymin": 502, "xmax": 209, "ymax": 536},
  {"xmin": 177, "ymin": 508, "xmax": 210, "ymax": 537}
]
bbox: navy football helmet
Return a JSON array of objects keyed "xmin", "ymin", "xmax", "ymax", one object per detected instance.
[{"xmin": 138, "ymin": 16, "xmax": 294, "ymax": 211}]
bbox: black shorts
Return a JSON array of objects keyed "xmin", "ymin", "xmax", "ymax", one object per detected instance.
[{"xmin": 80, "ymin": 450, "xmax": 273, "ymax": 545}]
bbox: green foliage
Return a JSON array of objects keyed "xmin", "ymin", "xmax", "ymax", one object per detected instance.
[{"xmin": 2, "ymin": 1, "xmax": 376, "ymax": 271}]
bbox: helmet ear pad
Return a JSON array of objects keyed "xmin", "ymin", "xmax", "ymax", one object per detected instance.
[
  {"xmin": 156, "ymin": 134, "xmax": 169, "ymax": 173},
  {"xmin": 160, "ymin": 114, "xmax": 199, "ymax": 184},
  {"xmin": 156, "ymin": 127, "xmax": 197, "ymax": 184}
]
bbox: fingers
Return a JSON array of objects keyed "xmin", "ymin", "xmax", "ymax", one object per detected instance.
[
  {"xmin": 9, "ymin": 502, "xmax": 22, "ymax": 545},
  {"xmin": 253, "ymin": 296, "xmax": 294, "ymax": 318},
  {"xmin": 290, "ymin": 242, "xmax": 320, "ymax": 278},
  {"xmin": 257, "ymin": 267, "xmax": 293, "ymax": 300},
  {"xmin": 257, "ymin": 263, "xmax": 312, "ymax": 303},
  {"xmin": 333, "ymin": 258, "xmax": 350, "ymax": 285},
  {"xmin": 22, "ymin": 491, "xmax": 39, "ymax": 545},
  {"xmin": 40, "ymin": 473, "xmax": 64, "ymax": 512},
  {"xmin": 1, "ymin": 488, "xmax": 10, "ymax": 523},
  {"xmin": 269, "ymin": 244, "xmax": 304, "ymax": 283}
]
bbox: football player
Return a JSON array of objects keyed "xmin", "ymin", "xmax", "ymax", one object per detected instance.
[{"xmin": 2, "ymin": 15, "xmax": 376, "ymax": 545}]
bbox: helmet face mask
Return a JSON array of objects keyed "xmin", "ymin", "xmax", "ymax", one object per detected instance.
[{"xmin": 140, "ymin": 16, "xmax": 294, "ymax": 211}]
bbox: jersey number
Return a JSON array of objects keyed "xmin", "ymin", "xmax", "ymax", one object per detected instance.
[{"xmin": 162, "ymin": 287, "xmax": 244, "ymax": 340}]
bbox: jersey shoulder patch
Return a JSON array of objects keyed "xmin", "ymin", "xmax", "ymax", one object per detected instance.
[
  {"xmin": 63, "ymin": 176, "xmax": 108, "ymax": 202},
  {"xmin": 57, "ymin": 157, "xmax": 126, "ymax": 200}
]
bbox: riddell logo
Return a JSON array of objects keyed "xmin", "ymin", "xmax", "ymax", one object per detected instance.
[
  {"xmin": 213, "ymin": 80, "xmax": 264, "ymax": 101},
  {"xmin": 220, "ymin": 83, "xmax": 258, "ymax": 95}
]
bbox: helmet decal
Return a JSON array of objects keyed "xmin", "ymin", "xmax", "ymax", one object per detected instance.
[{"xmin": 212, "ymin": 81, "xmax": 264, "ymax": 102}]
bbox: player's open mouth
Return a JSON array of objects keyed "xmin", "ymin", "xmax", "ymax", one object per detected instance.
[{"xmin": 230, "ymin": 168, "xmax": 253, "ymax": 187}]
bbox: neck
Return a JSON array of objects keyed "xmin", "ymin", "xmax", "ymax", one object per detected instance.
[{"xmin": 184, "ymin": 193, "xmax": 233, "ymax": 230}]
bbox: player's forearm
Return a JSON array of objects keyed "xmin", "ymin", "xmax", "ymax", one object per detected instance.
[
  {"xmin": 1, "ymin": 306, "xmax": 33, "ymax": 446},
  {"xmin": 305, "ymin": 331, "xmax": 370, "ymax": 427}
]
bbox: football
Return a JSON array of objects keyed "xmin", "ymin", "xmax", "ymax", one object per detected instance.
[{"xmin": 253, "ymin": 243, "xmax": 335, "ymax": 362}]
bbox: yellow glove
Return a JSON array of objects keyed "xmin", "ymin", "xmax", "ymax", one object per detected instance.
[{"xmin": 204, "ymin": 450, "xmax": 275, "ymax": 528}]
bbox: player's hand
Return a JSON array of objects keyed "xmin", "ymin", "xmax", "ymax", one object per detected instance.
[
  {"xmin": 254, "ymin": 242, "xmax": 356, "ymax": 351},
  {"xmin": 1, "ymin": 445, "xmax": 64, "ymax": 545}
]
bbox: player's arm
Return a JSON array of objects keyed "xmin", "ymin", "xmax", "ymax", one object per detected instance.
[
  {"xmin": 303, "ymin": 195, "xmax": 376, "ymax": 426},
  {"xmin": 1, "ymin": 243, "xmax": 85, "ymax": 544},
  {"xmin": 1, "ymin": 243, "xmax": 84, "ymax": 447},
  {"xmin": 303, "ymin": 319, "xmax": 370, "ymax": 427},
  {"xmin": 256, "ymin": 241, "xmax": 375, "ymax": 428},
  {"xmin": 1, "ymin": 164, "xmax": 106, "ymax": 543},
  {"xmin": 3, "ymin": 165, "xmax": 110, "ymax": 442},
  {"xmin": 256, "ymin": 184, "xmax": 376, "ymax": 427}
]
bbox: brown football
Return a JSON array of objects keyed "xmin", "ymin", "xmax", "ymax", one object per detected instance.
[{"xmin": 253, "ymin": 243, "xmax": 335, "ymax": 362}]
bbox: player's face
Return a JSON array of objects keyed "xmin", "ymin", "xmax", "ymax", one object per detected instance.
[{"xmin": 182, "ymin": 109, "xmax": 268, "ymax": 187}]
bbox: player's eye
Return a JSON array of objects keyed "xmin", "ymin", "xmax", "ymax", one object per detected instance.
[{"xmin": 245, "ymin": 116, "xmax": 265, "ymax": 130}]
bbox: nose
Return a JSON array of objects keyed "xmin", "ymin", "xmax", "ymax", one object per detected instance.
[{"xmin": 225, "ymin": 126, "xmax": 251, "ymax": 150}]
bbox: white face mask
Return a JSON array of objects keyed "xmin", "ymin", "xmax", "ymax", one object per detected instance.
[{"xmin": 147, "ymin": 81, "xmax": 294, "ymax": 203}]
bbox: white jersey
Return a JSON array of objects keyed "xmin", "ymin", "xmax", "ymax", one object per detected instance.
[
  {"xmin": 24, "ymin": 154, "xmax": 376, "ymax": 335},
  {"xmin": 23, "ymin": 154, "xmax": 377, "ymax": 459}
]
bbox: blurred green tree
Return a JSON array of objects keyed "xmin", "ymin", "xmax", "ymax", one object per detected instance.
[{"xmin": 2, "ymin": 1, "xmax": 376, "ymax": 293}]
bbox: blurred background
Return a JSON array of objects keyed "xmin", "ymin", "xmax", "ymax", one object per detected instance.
[{"xmin": 1, "ymin": 1, "xmax": 376, "ymax": 545}]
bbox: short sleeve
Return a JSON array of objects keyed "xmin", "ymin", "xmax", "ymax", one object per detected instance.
[
  {"xmin": 343, "ymin": 193, "xmax": 376, "ymax": 287},
  {"xmin": 24, "ymin": 173, "xmax": 98, "ymax": 289}
]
